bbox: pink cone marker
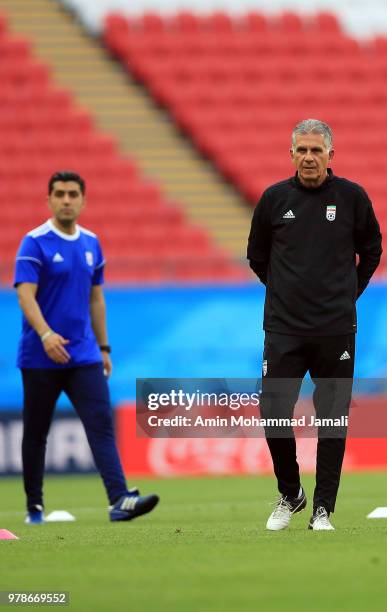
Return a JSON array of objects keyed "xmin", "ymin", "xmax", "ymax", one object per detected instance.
[{"xmin": 0, "ymin": 529, "xmax": 19, "ymax": 540}]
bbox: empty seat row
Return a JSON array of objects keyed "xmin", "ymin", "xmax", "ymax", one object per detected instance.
[
  {"xmin": 149, "ymin": 80, "xmax": 387, "ymax": 107},
  {"xmin": 105, "ymin": 11, "xmax": 342, "ymax": 36},
  {"xmin": 107, "ymin": 31, "xmax": 360, "ymax": 61},
  {"xmin": 104, "ymin": 11, "xmax": 387, "ymax": 278},
  {"xmin": 126, "ymin": 55, "xmax": 387, "ymax": 84},
  {"xmin": 0, "ymin": 15, "xmax": 245, "ymax": 284}
]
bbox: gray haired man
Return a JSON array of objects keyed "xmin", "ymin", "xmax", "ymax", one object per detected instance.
[{"xmin": 247, "ymin": 119, "xmax": 382, "ymax": 530}]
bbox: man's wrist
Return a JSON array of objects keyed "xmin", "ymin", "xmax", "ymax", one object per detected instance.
[
  {"xmin": 40, "ymin": 329, "xmax": 54, "ymax": 343},
  {"xmin": 99, "ymin": 344, "xmax": 111, "ymax": 354}
]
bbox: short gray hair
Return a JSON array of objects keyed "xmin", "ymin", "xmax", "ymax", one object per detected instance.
[{"xmin": 291, "ymin": 119, "xmax": 333, "ymax": 151}]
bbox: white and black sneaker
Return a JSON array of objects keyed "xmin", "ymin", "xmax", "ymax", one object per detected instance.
[
  {"xmin": 266, "ymin": 487, "xmax": 307, "ymax": 531},
  {"xmin": 308, "ymin": 506, "xmax": 335, "ymax": 531}
]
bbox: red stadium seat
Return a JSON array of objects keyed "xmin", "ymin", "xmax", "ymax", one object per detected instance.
[
  {"xmin": 102, "ymin": 6, "xmax": 387, "ymax": 263},
  {"xmin": 274, "ymin": 12, "xmax": 304, "ymax": 32},
  {"xmin": 314, "ymin": 11, "xmax": 342, "ymax": 33},
  {"xmin": 204, "ymin": 12, "xmax": 234, "ymax": 33},
  {"xmin": 170, "ymin": 12, "xmax": 201, "ymax": 32},
  {"xmin": 244, "ymin": 13, "xmax": 268, "ymax": 33},
  {"xmin": 0, "ymin": 22, "xmax": 245, "ymax": 284},
  {"xmin": 139, "ymin": 13, "xmax": 165, "ymax": 33}
]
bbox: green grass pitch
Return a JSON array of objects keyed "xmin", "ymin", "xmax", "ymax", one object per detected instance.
[{"xmin": 0, "ymin": 472, "xmax": 386, "ymax": 611}]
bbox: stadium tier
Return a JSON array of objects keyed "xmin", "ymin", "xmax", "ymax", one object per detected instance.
[
  {"xmin": 104, "ymin": 11, "xmax": 387, "ymax": 275},
  {"xmin": 0, "ymin": 14, "xmax": 247, "ymax": 284},
  {"xmin": 61, "ymin": 0, "xmax": 387, "ymax": 38}
]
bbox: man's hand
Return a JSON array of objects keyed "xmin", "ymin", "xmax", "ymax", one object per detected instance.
[
  {"xmin": 101, "ymin": 351, "xmax": 112, "ymax": 377},
  {"xmin": 43, "ymin": 333, "xmax": 70, "ymax": 364}
]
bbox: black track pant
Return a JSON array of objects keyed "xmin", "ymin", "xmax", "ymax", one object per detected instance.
[{"xmin": 260, "ymin": 332, "xmax": 355, "ymax": 513}]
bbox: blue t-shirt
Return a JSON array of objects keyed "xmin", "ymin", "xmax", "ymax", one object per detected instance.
[{"xmin": 14, "ymin": 220, "xmax": 105, "ymax": 369}]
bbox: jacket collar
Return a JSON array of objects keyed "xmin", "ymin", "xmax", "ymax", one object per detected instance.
[{"xmin": 293, "ymin": 168, "xmax": 334, "ymax": 192}]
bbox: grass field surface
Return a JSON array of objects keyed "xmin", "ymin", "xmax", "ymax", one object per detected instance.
[{"xmin": 0, "ymin": 473, "xmax": 386, "ymax": 611}]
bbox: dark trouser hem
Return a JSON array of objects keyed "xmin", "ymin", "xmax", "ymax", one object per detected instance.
[
  {"xmin": 266, "ymin": 437, "xmax": 301, "ymax": 498},
  {"xmin": 313, "ymin": 437, "xmax": 346, "ymax": 514},
  {"xmin": 265, "ymin": 436, "xmax": 346, "ymax": 512}
]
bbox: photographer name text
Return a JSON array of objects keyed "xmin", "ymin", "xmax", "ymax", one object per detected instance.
[{"xmin": 147, "ymin": 415, "xmax": 349, "ymax": 428}]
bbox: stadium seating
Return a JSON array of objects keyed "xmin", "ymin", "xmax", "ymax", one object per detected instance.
[
  {"xmin": 0, "ymin": 14, "xmax": 247, "ymax": 284},
  {"xmin": 104, "ymin": 10, "xmax": 387, "ymax": 274},
  {"xmin": 61, "ymin": 0, "xmax": 387, "ymax": 39}
]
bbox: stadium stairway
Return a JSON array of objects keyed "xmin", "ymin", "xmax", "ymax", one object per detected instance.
[{"xmin": 1, "ymin": 0, "xmax": 252, "ymax": 261}]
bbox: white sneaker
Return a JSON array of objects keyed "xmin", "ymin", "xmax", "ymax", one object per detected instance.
[
  {"xmin": 308, "ymin": 506, "xmax": 335, "ymax": 531},
  {"xmin": 266, "ymin": 488, "xmax": 307, "ymax": 531}
]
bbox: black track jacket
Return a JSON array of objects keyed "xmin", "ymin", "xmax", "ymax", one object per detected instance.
[{"xmin": 247, "ymin": 170, "xmax": 382, "ymax": 335}]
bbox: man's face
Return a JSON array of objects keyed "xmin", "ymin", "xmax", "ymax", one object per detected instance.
[
  {"xmin": 48, "ymin": 181, "xmax": 85, "ymax": 226},
  {"xmin": 290, "ymin": 132, "xmax": 334, "ymax": 188}
]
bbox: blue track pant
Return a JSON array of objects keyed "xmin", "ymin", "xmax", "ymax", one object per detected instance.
[{"xmin": 21, "ymin": 363, "xmax": 128, "ymax": 510}]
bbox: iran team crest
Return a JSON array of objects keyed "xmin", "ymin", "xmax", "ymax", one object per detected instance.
[
  {"xmin": 85, "ymin": 251, "xmax": 93, "ymax": 266},
  {"xmin": 326, "ymin": 205, "xmax": 336, "ymax": 221}
]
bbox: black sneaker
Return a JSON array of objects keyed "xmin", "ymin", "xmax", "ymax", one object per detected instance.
[
  {"xmin": 109, "ymin": 488, "xmax": 159, "ymax": 522},
  {"xmin": 266, "ymin": 487, "xmax": 307, "ymax": 530}
]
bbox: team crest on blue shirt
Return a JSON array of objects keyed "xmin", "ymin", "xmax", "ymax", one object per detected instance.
[
  {"xmin": 326, "ymin": 205, "xmax": 336, "ymax": 221},
  {"xmin": 85, "ymin": 251, "xmax": 93, "ymax": 266}
]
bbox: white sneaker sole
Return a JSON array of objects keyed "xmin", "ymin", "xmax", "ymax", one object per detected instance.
[
  {"xmin": 266, "ymin": 506, "xmax": 306, "ymax": 531},
  {"xmin": 308, "ymin": 524, "xmax": 335, "ymax": 531}
]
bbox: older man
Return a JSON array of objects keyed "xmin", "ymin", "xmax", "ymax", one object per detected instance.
[{"xmin": 247, "ymin": 119, "xmax": 382, "ymax": 530}]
